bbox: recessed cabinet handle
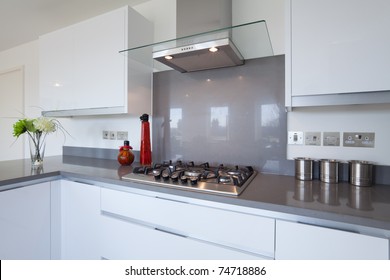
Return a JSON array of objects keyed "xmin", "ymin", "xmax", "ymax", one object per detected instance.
[
  {"xmin": 155, "ymin": 227, "xmax": 187, "ymax": 238},
  {"xmin": 155, "ymin": 196, "xmax": 188, "ymax": 204}
]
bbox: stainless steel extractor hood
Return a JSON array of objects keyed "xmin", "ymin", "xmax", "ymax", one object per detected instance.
[
  {"xmin": 153, "ymin": 37, "xmax": 244, "ymax": 73},
  {"xmin": 151, "ymin": 20, "xmax": 273, "ymax": 73},
  {"xmin": 120, "ymin": 0, "xmax": 273, "ymax": 73},
  {"xmin": 151, "ymin": 0, "xmax": 273, "ymax": 73}
]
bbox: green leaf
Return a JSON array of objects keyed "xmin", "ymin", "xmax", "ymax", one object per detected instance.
[{"xmin": 13, "ymin": 119, "xmax": 28, "ymax": 137}]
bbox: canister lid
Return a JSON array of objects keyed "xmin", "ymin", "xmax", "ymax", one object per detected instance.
[{"xmin": 294, "ymin": 157, "xmax": 313, "ymax": 161}]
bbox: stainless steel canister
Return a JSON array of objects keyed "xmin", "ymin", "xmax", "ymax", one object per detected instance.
[
  {"xmin": 349, "ymin": 160, "xmax": 373, "ymax": 187},
  {"xmin": 294, "ymin": 157, "xmax": 313, "ymax": 181},
  {"xmin": 319, "ymin": 159, "xmax": 339, "ymax": 183}
]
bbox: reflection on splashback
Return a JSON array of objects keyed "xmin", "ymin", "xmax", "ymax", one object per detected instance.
[{"xmin": 152, "ymin": 55, "xmax": 292, "ymax": 175}]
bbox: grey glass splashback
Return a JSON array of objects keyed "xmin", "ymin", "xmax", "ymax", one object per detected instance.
[{"xmin": 152, "ymin": 55, "xmax": 292, "ymax": 175}]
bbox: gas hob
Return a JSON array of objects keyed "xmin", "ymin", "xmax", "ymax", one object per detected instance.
[{"xmin": 121, "ymin": 160, "xmax": 256, "ymax": 196}]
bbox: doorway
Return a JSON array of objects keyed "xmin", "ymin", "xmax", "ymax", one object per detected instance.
[{"xmin": 0, "ymin": 67, "xmax": 24, "ymax": 161}]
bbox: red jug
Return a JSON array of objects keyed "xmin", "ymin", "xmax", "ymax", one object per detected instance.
[
  {"xmin": 140, "ymin": 114, "xmax": 152, "ymax": 165},
  {"xmin": 117, "ymin": 140, "xmax": 134, "ymax": 166}
]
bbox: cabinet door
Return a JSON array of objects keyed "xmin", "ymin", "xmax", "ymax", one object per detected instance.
[
  {"xmin": 39, "ymin": 25, "xmax": 75, "ymax": 111},
  {"xmin": 0, "ymin": 183, "xmax": 51, "ymax": 259},
  {"xmin": 39, "ymin": 6, "xmax": 152, "ymax": 116},
  {"xmin": 61, "ymin": 180, "xmax": 101, "ymax": 259},
  {"xmin": 288, "ymin": 0, "xmax": 390, "ymax": 97},
  {"xmin": 275, "ymin": 220, "xmax": 389, "ymax": 260},
  {"xmin": 100, "ymin": 214, "xmax": 266, "ymax": 260},
  {"xmin": 40, "ymin": 7, "xmax": 126, "ymax": 112}
]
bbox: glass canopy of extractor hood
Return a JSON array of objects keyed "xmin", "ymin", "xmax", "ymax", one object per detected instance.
[{"xmin": 120, "ymin": 20, "xmax": 274, "ymax": 73}]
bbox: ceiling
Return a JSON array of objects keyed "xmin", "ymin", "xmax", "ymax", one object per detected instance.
[{"xmin": 0, "ymin": 0, "xmax": 150, "ymax": 52}]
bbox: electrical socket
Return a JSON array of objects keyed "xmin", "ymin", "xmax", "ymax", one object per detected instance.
[
  {"xmin": 323, "ymin": 132, "xmax": 340, "ymax": 146},
  {"xmin": 305, "ymin": 132, "xmax": 321, "ymax": 146},
  {"xmin": 102, "ymin": 130, "xmax": 109, "ymax": 139},
  {"xmin": 343, "ymin": 132, "xmax": 375, "ymax": 148},
  {"xmin": 117, "ymin": 131, "xmax": 128, "ymax": 141},
  {"xmin": 109, "ymin": 131, "xmax": 116, "ymax": 140}
]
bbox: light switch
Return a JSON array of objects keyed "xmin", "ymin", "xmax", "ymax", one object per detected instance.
[{"xmin": 288, "ymin": 131, "xmax": 304, "ymax": 145}]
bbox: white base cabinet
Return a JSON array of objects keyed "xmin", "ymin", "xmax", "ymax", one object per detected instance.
[
  {"xmin": 2, "ymin": 179, "xmax": 389, "ymax": 260},
  {"xmin": 100, "ymin": 214, "xmax": 265, "ymax": 260},
  {"xmin": 60, "ymin": 180, "xmax": 101, "ymax": 259},
  {"xmin": 0, "ymin": 183, "xmax": 51, "ymax": 259},
  {"xmin": 275, "ymin": 220, "xmax": 389, "ymax": 260},
  {"xmin": 100, "ymin": 188, "xmax": 275, "ymax": 259},
  {"xmin": 58, "ymin": 180, "xmax": 274, "ymax": 259}
]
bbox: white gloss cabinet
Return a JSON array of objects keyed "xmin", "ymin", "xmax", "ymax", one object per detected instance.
[
  {"xmin": 100, "ymin": 187, "xmax": 275, "ymax": 259},
  {"xmin": 286, "ymin": 0, "xmax": 390, "ymax": 107},
  {"xmin": 39, "ymin": 6, "xmax": 153, "ymax": 116},
  {"xmin": 60, "ymin": 180, "xmax": 101, "ymax": 259},
  {"xmin": 100, "ymin": 215, "xmax": 265, "ymax": 260},
  {"xmin": 0, "ymin": 183, "xmax": 51, "ymax": 259},
  {"xmin": 275, "ymin": 220, "xmax": 389, "ymax": 260}
]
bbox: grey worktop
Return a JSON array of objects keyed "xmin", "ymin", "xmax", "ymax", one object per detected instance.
[{"xmin": 1, "ymin": 155, "xmax": 390, "ymax": 232}]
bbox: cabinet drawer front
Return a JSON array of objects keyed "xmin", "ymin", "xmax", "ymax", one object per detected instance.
[
  {"xmin": 100, "ymin": 215, "xmax": 266, "ymax": 260},
  {"xmin": 276, "ymin": 220, "xmax": 389, "ymax": 260},
  {"xmin": 101, "ymin": 188, "xmax": 275, "ymax": 257}
]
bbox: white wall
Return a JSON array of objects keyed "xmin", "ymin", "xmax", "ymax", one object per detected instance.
[
  {"xmin": 287, "ymin": 104, "xmax": 390, "ymax": 165},
  {"xmin": 0, "ymin": 41, "xmax": 60, "ymax": 159}
]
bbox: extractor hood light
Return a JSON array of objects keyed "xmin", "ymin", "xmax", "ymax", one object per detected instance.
[
  {"xmin": 165, "ymin": 55, "xmax": 173, "ymax": 60},
  {"xmin": 209, "ymin": 47, "xmax": 219, "ymax": 53}
]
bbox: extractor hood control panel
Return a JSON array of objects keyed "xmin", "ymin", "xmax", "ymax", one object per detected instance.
[{"xmin": 343, "ymin": 132, "xmax": 375, "ymax": 148}]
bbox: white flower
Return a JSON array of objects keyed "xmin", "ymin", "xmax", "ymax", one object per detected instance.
[{"xmin": 33, "ymin": 117, "xmax": 56, "ymax": 133}]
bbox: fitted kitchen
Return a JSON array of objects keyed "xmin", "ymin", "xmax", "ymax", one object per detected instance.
[{"xmin": 0, "ymin": 0, "xmax": 390, "ymax": 261}]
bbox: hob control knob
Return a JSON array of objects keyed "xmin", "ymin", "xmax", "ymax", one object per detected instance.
[
  {"xmin": 162, "ymin": 173, "xmax": 170, "ymax": 181},
  {"xmin": 171, "ymin": 174, "xmax": 179, "ymax": 182},
  {"xmin": 180, "ymin": 176, "xmax": 188, "ymax": 184},
  {"xmin": 190, "ymin": 177, "xmax": 198, "ymax": 185}
]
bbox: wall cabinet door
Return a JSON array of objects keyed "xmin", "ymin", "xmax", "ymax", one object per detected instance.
[
  {"xmin": 286, "ymin": 0, "xmax": 390, "ymax": 107},
  {"xmin": 60, "ymin": 180, "xmax": 101, "ymax": 259},
  {"xmin": 39, "ymin": 6, "xmax": 152, "ymax": 116},
  {"xmin": 275, "ymin": 220, "xmax": 389, "ymax": 260},
  {"xmin": 0, "ymin": 183, "xmax": 51, "ymax": 259}
]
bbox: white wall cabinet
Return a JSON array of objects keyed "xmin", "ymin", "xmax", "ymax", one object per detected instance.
[
  {"xmin": 0, "ymin": 183, "xmax": 51, "ymax": 259},
  {"xmin": 39, "ymin": 6, "xmax": 153, "ymax": 116},
  {"xmin": 275, "ymin": 220, "xmax": 389, "ymax": 260},
  {"xmin": 286, "ymin": 0, "xmax": 390, "ymax": 107},
  {"xmin": 60, "ymin": 180, "xmax": 101, "ymax": 259}
]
